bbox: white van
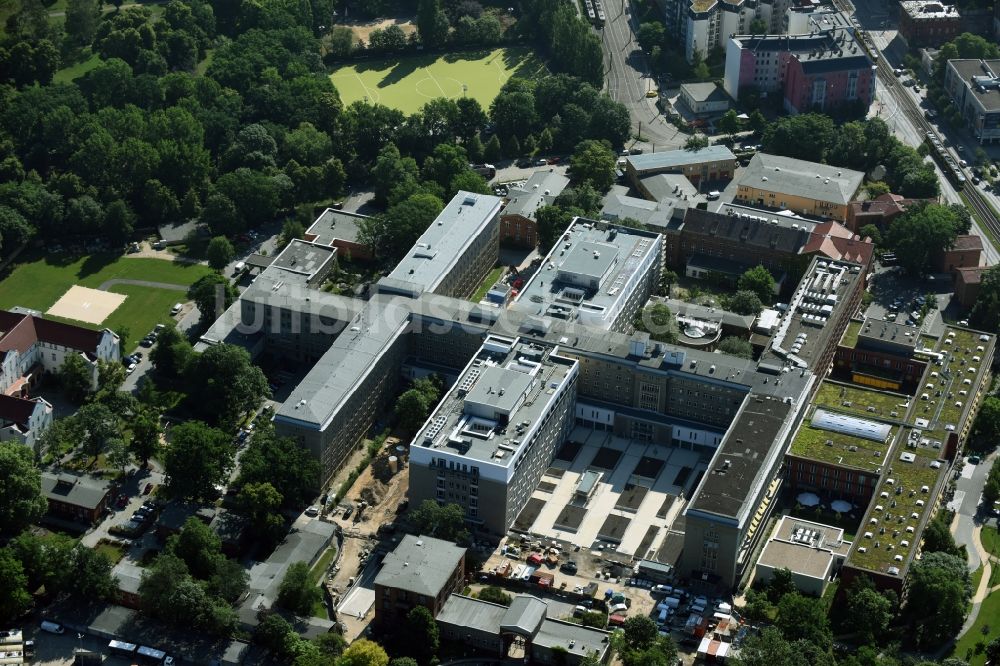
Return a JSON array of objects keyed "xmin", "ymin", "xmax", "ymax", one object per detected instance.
[
  {"xmin": 39, "ymin": 620, "xmax": 64, "ymax": 635},
  {"xmin": 170, "ymin": 303, "xmax": 183, "ymax": 315},
  {"xmin": 610, "ymin": 603, "xmax": 629, "ymax": 614}
]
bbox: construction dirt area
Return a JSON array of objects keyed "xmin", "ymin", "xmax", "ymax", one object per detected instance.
[
  {"xmin": 320, "ymin": 434, "xmax": 411, "ymax": 640},
  {"xmin": 335, "ymin": 16, "xmax": 417, "ymax": 42}
]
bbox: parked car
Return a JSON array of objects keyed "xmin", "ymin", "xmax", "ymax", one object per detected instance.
[
  {"xmin": 305, "ymin": 506, "xmax": 320, "ymax": 517},
  {"xmin": 126, "ymin": 362, "xmax": 137, "ymax": 375},
  {"xmin": 170, "ymin": 303, "xmax": 183, "ymax": 315},
  {"xmin": 560, "ymin": 561, "xmax": 578, "ymax": 574}
]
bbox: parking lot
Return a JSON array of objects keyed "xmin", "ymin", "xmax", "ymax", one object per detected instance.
[{"xmin": 863, "ymin": 263, "xmax": 958, "ymax": 330}]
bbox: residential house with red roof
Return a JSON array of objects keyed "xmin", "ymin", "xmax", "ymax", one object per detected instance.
[{"xmin": 0, "ymin": 310, "xmax": 119, "ymax": 449}]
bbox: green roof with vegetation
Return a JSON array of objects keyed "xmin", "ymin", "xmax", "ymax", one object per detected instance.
[
  {"xmin": 847, "ymin": 460, "xmax": 943, "ymax": 575},
  {"xmin": 789, "ymin": 417, "xmax": 894, "ymax": 471},
  {"xmin": 814, "ymin": 381, "xmax": 910, "ymax": 421},
  {"xmin": 841, "ymin": 320, "xmax": 862, "ymax": 348}
]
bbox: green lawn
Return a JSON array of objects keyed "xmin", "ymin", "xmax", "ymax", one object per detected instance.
[
  {"xmin": 53, "ymin": 52, "xmax": 102, "ymax": 83},
  {"xmin": 983, "ymin": 525, "xmax": 1000, "ymax": 559},
  {"xmin": 470, "ymin": 265, "xmax": 505, "ymax": 303},
  {"xmin": 330, "ymin": 47, "xmax": 547, "ymax": 114},
  {"xmin": 0, "ymin": 253, "xmax": 212, "ymax": 349},
  {"xmin": 953, "ymin": 584, "xmax": 1000, "ymax": 665},
  {"xmin": 309, "ymin": 545, "xmax": 337, "ymax": 619},
  {"xmin": 95, "ymin": 541, "xmax": 125, "ymax": 565},
  {"xmin": 841, "ymin": 320, "xmax": 862, "ymax": 347}
]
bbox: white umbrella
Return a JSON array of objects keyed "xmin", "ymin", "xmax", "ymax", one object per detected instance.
[
  {"xmin": 797, "ymin": 492, "xmax": 820, "ymax": 507},
  {"xmin": 831, "ymin": 500, "xmax": 852, "ymax": 513}
]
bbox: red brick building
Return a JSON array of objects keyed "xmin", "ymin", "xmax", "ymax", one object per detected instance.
[
  {"xmin": 954, "ymin": 266, "xmax": 987, "ymax": 307},
  {"xmin": 374, "ymin": 535, "xmax": 466, "ymax": 626},
  {"xmin": 899, "ymin": 1, "xmax": 961, "ymax": 48},
  {"xmin": 785, "ymin": 456, "xmax": 882, "ymax": 507},
  {"xmin": 935, "ymin": 234, "xmax": 982, "ymax": 273},
  {"xmin": 499, "ymin": 171, "xmax": 569, "ymax": 248},
  {"xmin": 40, "ymin": 472, "xmax": 111, "ymax": 524},
  {"xmin": 846, "ymin": 194, "xmax": 910, "ymax": 232},
  {"xmin": 834, "ymin": 318, "xmax": 928, "ymax": 394}
]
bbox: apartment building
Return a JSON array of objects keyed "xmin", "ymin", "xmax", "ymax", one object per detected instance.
[
  {"xmin": 724, "ymin": 30, "xmax": 875, "ymax": 115},
  {"xmin": 374, "ymin": 535, "xmax": 467, "ymax": 626},
  {"xmin": 898, "ymin": 1, "xmax": 961, "ymax": 48},
  {"xmin": 500, "ymin": 171, "xmax": 570, "ymax": 248},
  {"xmin": 733, "ymin": 153, "xmax": 864, "ymax": 222},
  {"xmin": 943, "ymin": 59, "xmax": 1000, "ymax": 145},
  {"xmin": 408, "ymin": 335, "xmax": 579, "ymax": 534}
]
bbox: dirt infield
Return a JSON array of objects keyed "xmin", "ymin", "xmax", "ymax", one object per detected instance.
[{"xmin": 46, "ymin": 285, "xmax": 126, "ymax": 325}]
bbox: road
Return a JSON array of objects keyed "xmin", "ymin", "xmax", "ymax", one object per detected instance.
[
  {"xmin": 599, "ymin": 0, "xmax": 683, "ymax": 150},
  {"xmin": 948, "ymin": 453, "xmax": 997, "ymax": 570},
  {"xmin": 840, "ymin": 0, "xmax": 1000, "ymax": 266}
]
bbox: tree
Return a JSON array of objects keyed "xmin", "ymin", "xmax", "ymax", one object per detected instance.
[
  {"xmin": 845, "ymin": 579, "xmax": 895, "ymax": 646},
  {"xmin": 186, "ymin": 343, "xmax": 268, "ymax": 430},
  {"xmin": 206, "ymin": 235, "xmax": 235, "ymax": 271},
  {"xmin": 728, "ymin": 290, "xmax": 765, "ymax": 315},
  {"xmin": 97, "ymin": 358, "xmax": 126, "ymax": 395},
  {"xmin": 389, "ymin": 659, "xmax": 418, "ymax": 666},
  {"xmin": 749, "ymin": 17, "xmax": 767, "ymax": 34},
  {"xmin": 885, "ymin": 203, "xmax": 960, "ymax": 275},
  {"xmin": 130, "ymin": 409, "xmax": 161, "ymax": 467},
  {"xmin": 0, "ymin": 548, "xmax": 32, "ymax": 623},
  {"xmin": 973, "ymin": 397, "xmax": 1000, "ymax": 446},
  {"xmin": 905, "ymin": 551, "xmax": 970, "ymax": 648},
  {"xmin": 150, "ymin": 324, "xmax": 193, "ymax": 379},
  {"xmin": 0, "ymin": 442, "xmax": 46, "ymax": 538},
  {"xmin": 535, "ymin": 205, "xmax": 572, "ymax": 253},
  {"xmin": 483, "ymin": 134, "xmax": 502, "ymax": 162},
  {"xmin": 569, "ymin": 139, "xmax": 616, "ymax": 193},
  {"xmin": 740, "ymin": 588, "xmax": 773, "ymax": 623},
  {"xmin": 970, "ymin": 265, "xmax": 1000, "ymax": 332},
  {"xmin": 395, "ymin": 377, "xmax": 441, "ymax": 435},
  {"xmin": 634, "ymin": 303, "xmax": 677, "ymax": 344},
  {"xmin": 280, "ymin": 219, "xmax": 305, "ymax": 249},
  {"xmin": 717, "ymin": 110, "xmax": 741, "ymax": 141},
  {"xmin": 421, "ymin": 143, "xmax": 469, "ymax": 191},
  {"xmin": 775, "ymin": 593, "xmax": 832, "ymax": 650},
  {"xmin": 201, "ymin": 193, "xmax": 241, "ymax": 236},
  {"xmin": 188, "ymin": 273, "xmax": 238, "ymax": 325},
  {"xmin": 277, "ymin": 561, "xmax": 321, "ymax": 616},
  {"xmin": 731, "ymin": 627, "xmax": 793, "ymax": 666},
  {"xmin": 762, "ymin": 113, "xmax": 835, "ymax": 162},
  {"xmin": 748, "ymin": 109, "xmax": 767, "ymax": 136},
  {"xmin": 684, "ymin": 134, "xmax": 709, "ymax": 151},
  {"xmin": 65, "ymin": 0, "xmax": 102, "ymax": 46},
  {"xmin": 236, "ymin": 481, "xmax": 284, "ymax": 545},
  {"xmin": 337, "ymin": 639, "xmax": 388, "ymax": 666},
  {"xmin": 865, "ymin": 181, "xmax": 891, "ymax": 197},
  {"xmin": 163, "ymin": 420, "xmax": 234, "ymax": 501},
  {"xmin": 766, "ymin": 567, "xmax": 796, "ymax": 603},
  {"xmin": 477, "ymin": 586, "xmax": 512, "ymax": 606},
  {"xmin": 59, "ymin": 352, "xmax": 93, "ymax": 402},
  {"xmin": 622, "ymin": 616, "xmax": 659, "ymax": 652},
  {"xmin": 410, "ymin": 500, "xmax": 469, "ymax": 543},
  {"xmin": 987, "ymin": 637, "xmax": 1000, "ymax": 665},
  {"xmin": 859, "ymin": 223, "xmax": 882, "ymax": 246},
  {"xmin": 237, "ymin": 421, "xmax": 321, "ymax": 507},
  {"xmin": 738, "ymin": 265, "xmax": 776, "ymax": 302},
  {"xmin": 922, "ymin": 511, "xmax": 961, "ymax": 556},
  {"xmin": 401, "ymin": 606, "xmax": 439, "ymax": 663},
  {"xmin": 718, "ymin": 336, "xmax": 753, "ymax": 359},
  {"xmin": 77, "ymin": 402, "xmax": 119, "ymax": 461},
  {"xmin": 416, "ymin": 0, "xmax": 449, "ymax": 48}
]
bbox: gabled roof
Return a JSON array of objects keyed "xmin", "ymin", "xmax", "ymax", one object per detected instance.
[
  {"xmin": 738, "ymin": 153, "xmax": 864, "ymax": 206},
  {"xmin": 0, "ymin": 311, "xmax": 106, "ymax": 356},
  {"xmin": 952, "ymin": 234, "xmax": 983, "ymax": 252},
  {"xmin": 0, "ymin": 394, "xmax": 43, "ymax": 426}
]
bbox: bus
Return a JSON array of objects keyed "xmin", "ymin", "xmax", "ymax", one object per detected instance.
[
  {"xmin": 137, "ymin": 645, "xmax": 175, "ymax": 664},
  {"xmin": 108, "ymin": 640, "xmax": 138, "ymax": 657}
]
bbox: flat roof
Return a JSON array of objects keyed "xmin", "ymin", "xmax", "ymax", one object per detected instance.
[
  {"xmin": 387, "ymin": 191, "xmax": 502, "ymax": 292},
  {"xmin": 856, "ymin": 317, "xmax": 921, "ymax": 350},
  {"xmin": 515, "ymin": 219, "xmax": 661, "ymax": 329},
  {"xmin": 737, "ymin": 153, "xmax": 864, "ymax": 206},
  {"xmin": 601, "ymin": 193, "xmax": 678, "ymax": 230},
  {"xmin": 686, "ymin": 395, "xmax": 796, "ymax": 522},
  {"xmin": 241, "ymin": 518, "xmax": 335, "ymax": 611},
  {"xmin": 759, "ymin": 538, "xmax": 834, "ymax": 579},
  {"xmin": 901, "ymin": 0, "xmax": 958, "ymax": 19},
  {"xmin": 788, "ymin": 412, "xmax": 893, "ymax": 471},
  {"xmin": 305, "ymin": 208, "xmax": 369, "ymax": 246},
  {"xmin": 758, "ymin": 258, "xmax": 862, "ymax": 372},
  {"xmin": 626, "ymin": 145, "xmax": 736, "ymax": 173},
  {"xmin": 948, "ymin": 60, "xmax": 1000, "ymax": 112},
  {"xmin": 414, "ymin": 335, "xmax": 577, "ymax": 466},
  {"xmin": 638, "ymin": 174, "xmax": 701, "ymax": 205},
  {"xmin": 374, "ymin": 534, "xmax": 465, "ymax": 597},
  {"xmin": 275, "ymin": 294, "xmax": 410, "ymax": 428}
]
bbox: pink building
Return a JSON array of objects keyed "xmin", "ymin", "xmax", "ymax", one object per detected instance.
[{"xmin": 724, "ymin": 30, "xmax": 876, "ymax": 115}]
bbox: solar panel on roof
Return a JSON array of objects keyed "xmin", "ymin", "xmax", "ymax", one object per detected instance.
[{"xmin": 812, "ymin": 409, "xmax": 891, "ymax": 442}]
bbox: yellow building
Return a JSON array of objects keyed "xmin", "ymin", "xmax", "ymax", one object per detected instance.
[{"xmin": 734, "ymin": 153, "xmax": 864, "ymax": 223}]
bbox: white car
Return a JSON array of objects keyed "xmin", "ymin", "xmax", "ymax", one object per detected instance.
[
  {"xmin": 305, "ymin": 506, "xmax": 320, "ymax": 517},
  {"xmin": 126, "ymin": 362, "xmax": 137, "ymax": 375}
]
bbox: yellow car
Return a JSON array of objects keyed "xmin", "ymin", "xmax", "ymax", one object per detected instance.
[{"xmin": 646, "ymin": 90, "xmax": 658, "ymax": 98}]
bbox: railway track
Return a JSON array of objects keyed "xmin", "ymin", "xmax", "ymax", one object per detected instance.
[{"xmin": 832, "ymin": 0, "xmax": 1000, "ymax": 241}]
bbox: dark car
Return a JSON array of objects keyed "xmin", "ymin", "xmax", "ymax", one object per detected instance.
[
  {"xmin": 516, "ymin": 158, "xmax": 532, "ymax": 168},
  {"xmin": 560, "ymin": 561, "xmax": 578, "ymax": 574}
]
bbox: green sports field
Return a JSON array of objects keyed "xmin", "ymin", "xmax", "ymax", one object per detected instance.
[
  {"xmin": 0, "ymin": 253, "xmax": 213, "ymax": 350},
  {"xmin": 330, "ymin": 47, "xmax": 547, "ymax": 114}
]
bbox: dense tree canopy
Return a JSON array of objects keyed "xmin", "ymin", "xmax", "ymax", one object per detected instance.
[
  {"xmin": 885, "ymin": 203, "xmax": 963, "ymax": 275},
  {"xmin": 163, "ymin": 420, "xmax": 234, "ymax": 501},
  {"xmin": 0, "ymin": 441, "xmax": 46, "ymax": 539}
]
